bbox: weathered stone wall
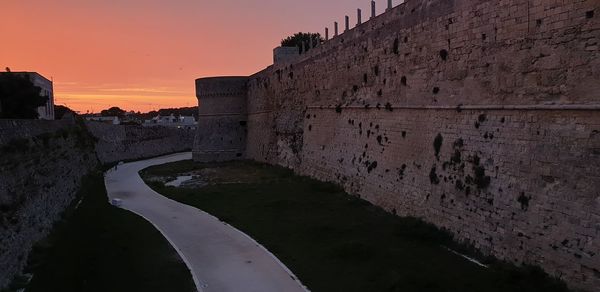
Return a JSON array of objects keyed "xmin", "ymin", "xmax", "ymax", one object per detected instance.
[
  {"xmin": 0, "ymin": 120, "xmax": 98, "ymax": 288},
  {"xmin": 194, "ymin": 77, "xmax": 249, "ymax": 162},
  {"xmin": 242, "ymin": 0, "xmax": 599, "ymax": 290},
  {"xmin": 0, "ymin": 119, "xmax": 75, "ymax": 145},
  {"xmin": 86, "ymin": 121, "xmax": 194, "ymax": 164},
  {"xmin": 0, "ymin": 118, "xmax": 195, "ymax": 288}
]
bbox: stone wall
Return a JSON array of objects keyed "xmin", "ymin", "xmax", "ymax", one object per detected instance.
[
  {"xmin": 0, "ymin": 120, "xmax": 98, "ymax": 288},
  {"xmin": 0, "ymin": 118, "xmax": 195, "ymax": 288},
  {"xmin": 86, "ymin": 121, "xmax": 194, "ymax": 164},
  {"xmin": 0, "ymin": 119, "xmax": 74, "ymax": 145},
  {"xmin": 240, "ymin": 0, "xmax": 600, "ymax": 290},
  {"xmin": 194, "ymin": 77, "xmax": 249, "ymax": 162}
]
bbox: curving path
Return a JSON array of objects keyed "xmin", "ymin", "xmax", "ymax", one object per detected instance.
[{"xmin": 104, "ymin": 152, "xmax": 307, "ymax": 292}]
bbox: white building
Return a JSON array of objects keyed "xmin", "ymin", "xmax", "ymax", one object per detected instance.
[
  {"xmin": 143, "ymin": 114, "xmax": 197, "ymax": 129},
  {"xmin": 29, "ymin": 73, "xmax": 55, "ymax": 120},
  {"xmin": 0, "ymin": 72, "xmax": 55, "ymax": 120},
  {"xmin": 85, "ymin": 116, "xmax": 121, "ymax": 125}
]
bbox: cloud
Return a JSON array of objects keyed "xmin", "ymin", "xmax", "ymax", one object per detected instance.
[
  {"xmin": 55, "ymin": 82, "xmax": 189, "ymax": 97},
  {"xmin": 96, "ymin": 87, "xmax": 187, "ymax": 95},
  {"xmin": 52, "ymin": 80, "xmax": 195, "ymax": 112}
]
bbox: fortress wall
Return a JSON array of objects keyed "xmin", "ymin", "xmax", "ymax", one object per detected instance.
[
  {"xmin": 0, "ymin": 120, "xmax": 98, "ymax": 288},
  {"xmin": 301, "ymin": 108, "xmax": 600, "ymax": 288},
  {"xmin": 194, "ymin": 77, "xmax": 249, "ymax": 162},
  {"xmin": 245, "ymin": 0, "xmax": 600, "ymax": 289},
  {"xmin": 0, "ymin": 119, "xmax": 76, "ymax": 146},
  {"xmin": 85, "ymin": 121, "xmax": 194, "ymax": 164},
  {"xmin": 0, "ymin": 118, "xmax": 195, "ymax": 288}
]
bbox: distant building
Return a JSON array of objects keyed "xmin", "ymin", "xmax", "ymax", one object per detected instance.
[
  {"xmin": 119, "ymin": 111, "xmax": 142, "ymax": 125},
  {"xmin": 85, "ymin": 116, "xmax": 121, "ymax": 125},
  {"xmin": 0, "ymin": 72, "xmax": 55, "ymax": 120},
  {"xmin": 273, "ymin": 47, "xmax": 300, "ymax": 64},
  {"xmin": 143, "ymin": 114, "xmax": 197, "ymax": 130}
]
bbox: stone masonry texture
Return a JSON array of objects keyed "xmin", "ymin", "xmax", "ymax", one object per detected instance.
[
  {"xmin": 86, "ymin": 121, "xmax": 194, "ymax": 165},
  {"xmin": 0, "ymin": 120, "xmax": 98, "ymax": 288},
  {"xmin": 194, "ymin": 0, "xmax": 600, "ymax": 290},
  {"xmin": 0, "ymin": 119, "xmax": 194, "ymax": 289},
  {"xmin": 194, "ymin": 77, "xmax": 249, "ymax": 162}
]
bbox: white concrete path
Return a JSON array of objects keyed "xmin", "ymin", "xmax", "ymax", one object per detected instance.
[{"xmin": 104, "ymin": 152, "xmax": 307, "ymax": 292}]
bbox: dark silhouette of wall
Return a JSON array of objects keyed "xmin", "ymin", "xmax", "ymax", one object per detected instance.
[{"xmin": 194, "ymin": 77, "xmax": 248, "ymax": 162}]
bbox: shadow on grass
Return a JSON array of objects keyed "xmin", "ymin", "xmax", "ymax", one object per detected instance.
[
  {"xmin": 142, "ymin": 160, "xmax": 570, "ymax": 292},
  {"xmin": 20, "ymin": 171, "xmax": 194, "ymax": 292}
]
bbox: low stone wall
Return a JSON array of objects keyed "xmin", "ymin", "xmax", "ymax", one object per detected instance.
[
  {"xmin": 85, "ymin": 121, "xmax": 194, "ymax": 164},
  {"xmin": 0, "ymin": 119, "xmax": 195, "ymax": 289},
  {"xmin": 0, "ymin": 120, "xmax": 98, "ymax": 288},
  {"xmin": 0, "ymin": 119, "xmax": 75, "ymax": 146}
]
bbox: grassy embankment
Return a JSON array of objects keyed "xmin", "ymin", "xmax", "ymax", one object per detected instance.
[
  {"xmin": 15, "ymin": 172, "xmax": 195, "ymax": 292},
  {"xmin": 141, "ymin": 160, "xmax": 569, "ymax": 292}
]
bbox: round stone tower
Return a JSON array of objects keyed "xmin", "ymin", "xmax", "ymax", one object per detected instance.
[{"xmin": 193, "ymin": 76, "xmax": 249, "ymax": 162}]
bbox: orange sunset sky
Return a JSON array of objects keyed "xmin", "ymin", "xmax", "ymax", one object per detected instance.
[{"xmin": 1, "ymin": 0, "xmax": 383, "ymax": 113}]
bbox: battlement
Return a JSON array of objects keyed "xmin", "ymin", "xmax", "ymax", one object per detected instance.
[{"xmin": 196, "ymin": 76, "xmax": 248, "ymax": 98}]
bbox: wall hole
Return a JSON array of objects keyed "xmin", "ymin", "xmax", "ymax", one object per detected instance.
[
  {"xmin": 517, "ymin": 193, "xmax": 530, "ymax": 211},
  {"xmin": 587, "ymin": 10, "xmax": 594, "ymax": 18},
  {"xmin": 401, "ymin": 76, "xmax": 407, "ymax": 86},
  {"xmin": 439, "ymin": 49, "xmax": 448, "ymax": 61},
  {"xmin": 433, "ymin": 133, "xmax": 443, "ymax": 158}
]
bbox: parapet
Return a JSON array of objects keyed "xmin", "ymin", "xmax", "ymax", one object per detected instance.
[
  {"xmin": 195, "ymin": 76, "xmax": 248, "ymax": 99},
  {"xmin": 273, "ymin": 47, "xmax": 299, "ymax": 64}
]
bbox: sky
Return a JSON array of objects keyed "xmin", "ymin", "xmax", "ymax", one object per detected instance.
[{"xmin": 1, "ymin": 0, "xmax": 394, "ymax": 113}]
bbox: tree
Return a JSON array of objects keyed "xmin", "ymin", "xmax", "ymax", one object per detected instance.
[
  {"xmin": 157, "ymin": 107, "xmax": 198, "ymax": 118},
  {"xmin": 281, "ymin": 32, "xmax": 324, "ymax": 53},
  {"xmin": 54, "ymin": 104, "xmax": 75, "ymax": 119},
  {"xmin": 100, "ymin": 106, "xmax": 126, "ymax": 117},
  {"xmin": 0, "ymin": 72, "xmax": 48, "ymax": 119}
]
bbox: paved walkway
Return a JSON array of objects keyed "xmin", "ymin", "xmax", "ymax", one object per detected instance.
[{"xmin": 104, "ymin": 152, "xmax": 307, "ymax": 292}]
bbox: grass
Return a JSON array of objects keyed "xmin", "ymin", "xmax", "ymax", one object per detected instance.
[
  {"xmin": 20, "ymin": 171, "xmax": 195, "ymax": 292},
  {"xmin": 141, "ymin": 160, "xmax": 569, "ymax": 292}
]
